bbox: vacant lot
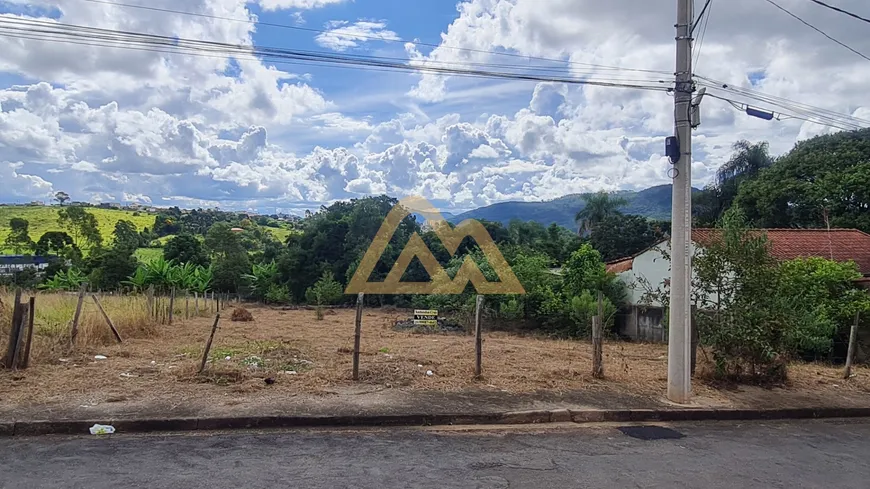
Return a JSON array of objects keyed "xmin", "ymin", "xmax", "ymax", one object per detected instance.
[{"xmin": 2, "ymin": 304, "xmax": 869, "ymax": 414}]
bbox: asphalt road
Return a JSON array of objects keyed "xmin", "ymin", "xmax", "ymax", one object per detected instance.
[{"xmin": 2, "ymin": 419, "xmax": 869, "ymax": 488}]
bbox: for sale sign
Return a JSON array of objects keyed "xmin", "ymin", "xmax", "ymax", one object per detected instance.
[{"xmin": 413, "ymin": 309, "xmax": 438, "ymax": 326}]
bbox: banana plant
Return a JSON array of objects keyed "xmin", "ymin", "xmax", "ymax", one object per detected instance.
[
  {"xmin": 143, "ymin": 257, "xmax": 175, "ymax": 292},
  {"xmin": 123, "ymin": 266, "xmax": 150, "ymax": 292},
  {"xmin": 243, "ymin": 261, "xmax": 278, "ymax": 300},
  {"xmin": 190, "ymin": 265, "xmax": 213, "ymax": 293},
  {"xmin": 39, "ymin": 268, "xmax": 87, "ymax": 291}
]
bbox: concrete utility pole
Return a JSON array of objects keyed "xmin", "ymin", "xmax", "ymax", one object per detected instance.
[{"xmin": 668, "ymin": 0, "xmax": 695, "ymax": 403}]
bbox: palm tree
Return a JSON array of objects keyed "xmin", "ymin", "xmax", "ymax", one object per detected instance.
[
  {"xmin": 575, "ymin": 191, "xmax": 628, "ymax": 234},
  {"xmin": 695, "ymin": 140, "xmax": 773, "ymax": 226}
]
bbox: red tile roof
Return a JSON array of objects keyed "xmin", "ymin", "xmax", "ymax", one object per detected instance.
[
  {"xmin": 605, "ymin": 229, "xmax": 870, "ymax": 276},
  {"xmin": 695, "ymin": 228, "xmax": 870, "ymax": 275}
]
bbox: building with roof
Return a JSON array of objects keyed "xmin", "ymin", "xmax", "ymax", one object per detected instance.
[
  {"xmin": 607, "ymin": 229, "xmax": 870, "ymax": 342},
  {"xmin": 0, "ymin": 255, "xmax": 53, "ymax": 277}
]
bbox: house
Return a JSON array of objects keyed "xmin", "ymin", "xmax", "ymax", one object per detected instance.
[
  {"xmin": 0, "ymin": 255, "xmax": 53, "ymax": 276},
  {"xmin": 607, "ymin": 229, "xmax": 870, "ymax": 342}
]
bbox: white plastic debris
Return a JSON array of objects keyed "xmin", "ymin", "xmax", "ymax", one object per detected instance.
[
  {"xmin": 119, "ymin": 372, "xmax": 138, "ymax": 378},
  {"xmin": 418, "ymin": 364, "xmax": 423, "ymax": 368},
  {"xmin": 59, "ymin": 358, "xmax": 70, "ymax": 363},
  {"xmin": 94, "ymin": 355, "xmax": 107, "ymax": 360},
  {"xmin": 225, "ymin": 356, "xmax": 232, "ymax": 361},
  {"xmin": 150, "ymin": 360, "xmax": 157, "ymax": 365},
  {"xmin": 89, "ymin": 424, "xmax": 115, "ymax": 435},
  {"xmin": 279, "ymin": 370, "xmax": 298, "ymax": 375},
  {"xmin": 426, "ymin": 370, "xmax": 434, "ymax": 376}
]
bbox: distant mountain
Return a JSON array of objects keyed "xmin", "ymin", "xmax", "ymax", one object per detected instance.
[{"xmin": 448, "ymin": 184, "xmax": 695, "ymax": 230}]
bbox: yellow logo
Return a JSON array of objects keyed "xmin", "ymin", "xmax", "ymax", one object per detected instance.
[{"xmin": 345, "ymin": 196, "xmax": 525, "ymax": 295}]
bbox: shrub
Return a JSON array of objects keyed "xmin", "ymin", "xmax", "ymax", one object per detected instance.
[
  {"xmin": 264, "ymin": 284, "xmax": 290, "ymax": 305},
  {"xmin": 567, "ymin": 291, "xmax": 616, "ymax": 338},
  {"xmin": 498, "ymin": 298, "xmax": 524, "ymax": 320}
]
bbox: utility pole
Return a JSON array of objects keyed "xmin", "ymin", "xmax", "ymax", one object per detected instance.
[{"xmin": 668, "ymin": 0, "xmax": 695, "ymax": 403}]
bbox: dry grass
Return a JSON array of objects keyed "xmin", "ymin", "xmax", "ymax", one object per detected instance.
[
  {"xmin": 0, "ymin": 290, "xmax": 214, "ymax": 365},
  {"xmin": 2, "ymin": 304, "xmax": 869, "ymax": 409}
]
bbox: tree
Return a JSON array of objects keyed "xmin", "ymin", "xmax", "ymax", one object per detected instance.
[
  {"xmin": 735, "ymin": 129, "xmax": 870, "ymax": 232},
  {"xmin": 54, "ymin": 191, "xmax": 70, "ymax": 206},
  {"xmin": 305, "ymin": 270, "xmax": 344, "ymax": 319},
  {"xmin": 589, "ymin": 214, "xmax": 666, "ymax": 262},
  {"xmin": 575, "ymin": 191, "xmax": 628, "ymax": 234},
  {"xmin": 212, "ymin": 253, "xmax": 250, "ymax": 293},
  {"xmin": 561, "ymin": 244, "xmax": 607, "ymax": 298},
  {"xmin": 87, "ymin": 249, "xmax": 138, "ymax": 291},
  {"xmin": 164, "ymin": 234, "xmax": 209, "ymax": 266},
  {"xmin": 4, "ymin": 217, "xmax": 35, "ymax": 254},
  {"xmin": 112, "ymin": 220, "xmax": 140, "ymax": 253},
  {"xmin": 35, "ymin": 231, "xmax": 80, "ymax": 261},
  {"xmin": 58, "ymin": 206, "xmax": 102, "ymax": 251},
  {"xmin": 205, "ymin": 222, "xmax": 245, "ymax": 258},
  {"xmin": 695, "ymin": 140, "xmax": 773, "ymax": 226}
]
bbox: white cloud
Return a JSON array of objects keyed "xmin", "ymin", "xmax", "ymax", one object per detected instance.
[
  {"xmin": 315, "ymin": 20, "xmax": 400, "ymax": 51},
  {"xmin": 0, "ymin": 162, "xmax": 54, "ymax": 201},
  {"xmin": 256, "ymin": 0, "xmax": 347, "ymax": 11}
]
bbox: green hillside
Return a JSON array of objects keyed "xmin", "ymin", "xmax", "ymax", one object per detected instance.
[
  {"xmin": 0, "ymin": 205, "xmax": 155, "ymax": 253},
  {"xmin": 449, "ymin": 184, "xmax": 695, "ymax": 229}
]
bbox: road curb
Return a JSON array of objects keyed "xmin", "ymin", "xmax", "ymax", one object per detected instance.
[{"xmin": 5, "ymin": 407, "xmax": 870, "ymax": 436}]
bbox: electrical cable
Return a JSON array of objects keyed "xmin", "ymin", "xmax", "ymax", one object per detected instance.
[
  {"xmin": 77, "ymin": 0, "xmax": 674, "ymax": 76},
  {"xmin": 705, "ymin": 90, "xmax": 863, "ymax": 131},
  {"xmin": 0, "ymin": 17, "xmax": 674, "ymax": 91},
  {"xmin": 695, "ymin": 74, "xmax": 870, "ymax": 127},
  {"xmin": 763, "ymin": 0, "xmax": 870, "ymax": 62},
  {"xmin": 807, "ymin": 0, "xmax": 870, "ymax": 25},
  {"xmin": 693, "ymin": 0, "xmax": 713, "ymax": 70}
]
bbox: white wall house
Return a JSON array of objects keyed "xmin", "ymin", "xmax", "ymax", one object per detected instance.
[{"xmin": 606, "ymin": 228, "xmax": 870, "ymax": 342}]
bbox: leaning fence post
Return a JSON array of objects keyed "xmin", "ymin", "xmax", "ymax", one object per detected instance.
[
  {"xmin": 199, "ymin": 314, "xmax": 221, "ymax": 374},
  {"xmin": 592, "ymin": 291, "xmax": 604, "ymax": 379},
  {"xmin": 70, "ymin": 283, "xmax": 87, "ymax": 344},
  {"xmin": 844, "ymin": 311, "xmax": 861, "ymax": 379},
  {"xmin": 92, "ymin": 295, "xmax": 123, "ymax": 343},
  {"xmin": 474, "ymin": 295, "xmax": 484, "ymax": 378},
  {"xmin": 352, "ymin": 293, "xmax": 364, "ymax": 381},
  {"xmin": 21, "ymin": 296, "xmax": 36, "ymax": 369}
]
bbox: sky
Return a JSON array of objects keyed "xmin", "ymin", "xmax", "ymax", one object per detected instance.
[{"xmin": 0, "ymin": 0, "xmax": 868, "ymax": 215}]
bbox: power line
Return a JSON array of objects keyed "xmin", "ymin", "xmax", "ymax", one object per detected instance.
[
  {"xmin": 706, "ymin": 91, "xmax": 860, "ymax": 131},
  {"xmin": 695, "ymin": 74, "xmax": 870, "ymax": 126},
  {"xmin": 807, "ymin": 0, "xmax": 870, "ymax": 25},
  {"xmin": 763, "ymin": 0, "xmax": 870, "ymax": 62},
  {"xmin": 692, "ymin": 0, "xmax": 713, "ymax": 34},
  {"xmin": 704, "ymin": 89, "xmax": 864, "ymax": 131},
  {"xmin": 0, "ymin": 17, "xmax": 674, "ymax": 92},
  {"xmin": 693, "ymin": 0, "xmax": 713, "ymax": 69},
  {"xmin": 77, "ymin": 0, "xmax": 673, "ymax": 76}
]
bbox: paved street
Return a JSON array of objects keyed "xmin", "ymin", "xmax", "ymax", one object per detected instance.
[{"xmin": 1, "ymin": 419, "xmax": 869, "ymax": 488}]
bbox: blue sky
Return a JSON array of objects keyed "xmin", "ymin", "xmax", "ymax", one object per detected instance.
[{"xmin": 0, "ymin": 0, "xmax": 867, "ymax": 214}]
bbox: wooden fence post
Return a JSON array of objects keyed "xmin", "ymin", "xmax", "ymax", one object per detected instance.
[
  {"xmin": 70, "ymin": 283, "xmax": 87, "ymax": 344},
  {"xmin": 185, "ymin": 292, "xmax": 189, "ymax": 320},
  {"xmin": 474, "ymin": 295, "xmax": 483, "ymax": 378},
  {"xmin": 199, "ymin": 314, "xmax": 221, "ymax": 374},
  {"xmin": 194, "ymin": 292, "xmax": 200, "ymax": 316},
  {"xmin": 690, "ymin": 305, "xmax": 699, "ymax": 376},
  {"xmin": 352, "ymin": 293, "xmax": 364, "ymax": 381},
  {"xmin": 844, "ymin": 311, "xmax": 861, "ymax": 379},
  {"xmin": 92, "ymin": 295, "xmax": 123, "ymax": 343},
  {"xmin": 168, "ymin": 288, "xmax": 176, "ymax": 325},
  {"xmin": 2, "ymin": 290, "xmax": 23, "ymax": 368},
  {"xmin": 9, "ymin": 301, "xmax": 30, "ymax": 370},
  {"xmin": 146, "ymin": 285, "xmax": 154, "ymax": 321},
  {"xmin": 21, "ymin": 296, "xmax": 36, "ymax": 369},
  {"xmin": 592, "ymin": 291, "xmax": 604, "ymax": 379}
]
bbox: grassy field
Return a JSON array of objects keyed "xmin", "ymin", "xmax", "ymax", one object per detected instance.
[
  {"xmin": 134, "ymin": 248, "xmax": 164, "ymax": 262},
  {"xmin": 0, "ymin": 205, "xmax": 155, "ymax": 252}
]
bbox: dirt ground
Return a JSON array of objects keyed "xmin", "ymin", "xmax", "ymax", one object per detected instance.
[{"xmin": 2, "ymin": 305, "xmax": 868, "ymax": 417}]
